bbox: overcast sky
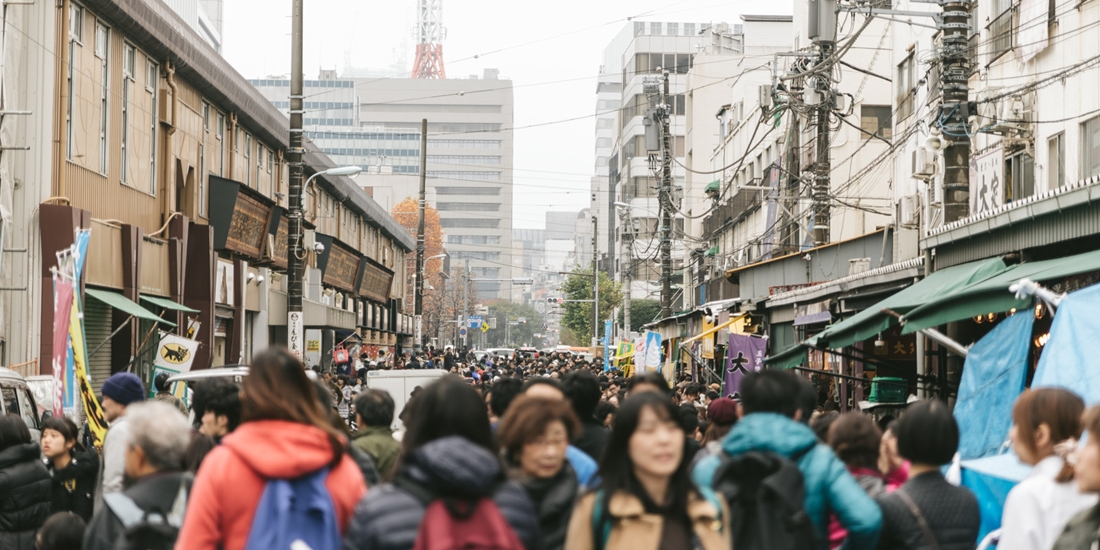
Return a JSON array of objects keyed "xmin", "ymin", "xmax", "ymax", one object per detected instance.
[{"xmin": 222, "ymin": 0, "xmax": 787, "ymax": 229}]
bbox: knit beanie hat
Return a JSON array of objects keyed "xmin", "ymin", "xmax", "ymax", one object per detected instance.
[
  {"xmin": 707, "ymin": 397, "xmax": 739, "ymax": 425},
  {"xmin": 102, "ymin": 372, "xmax": 147, "ymax": 406}
]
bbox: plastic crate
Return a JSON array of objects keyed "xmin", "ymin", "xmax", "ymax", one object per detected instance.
[{"xmin": 869, "ymin": 377, "xmax": 908, "ymax": 403}]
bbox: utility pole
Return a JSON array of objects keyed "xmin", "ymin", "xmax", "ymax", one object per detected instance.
[
  {"xmin": 414, "ymin": 118, "xmax": 427, "ymax": 350},
  {"xmin": 645, "ymin": 71, "xmax": 674, "ymax": 319},
  {"xmin": 286, "ymin": 0, "xmax": 305, "ymax": 360},
  {"xmin": 940, "ymin": 0, "xmax": 971, "ymax": 223},
  {"xmin": 623, "ymin": 222, "xmax": 632, "ymax": 337},
  {"xmin": 812, "ymin": 44, "xmax": 833, "ymax": 246},
  {"xmin": 462, "ymin": 258, "xmax": 469, "ymax": 348},
  {"xmin": 592, "ymin": 216, "xmax": 599, "ymax": 348}
]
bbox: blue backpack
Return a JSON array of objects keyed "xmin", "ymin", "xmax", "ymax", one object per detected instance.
[{"xmin": 244, "ymin": 468, "xmax": 340, "ymax": 550}]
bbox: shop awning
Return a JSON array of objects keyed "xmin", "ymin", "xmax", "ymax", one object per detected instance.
[
  {"xmin": 705, "ymin": 180, "xmax": 721, "ymax": 194},
  {"xmin": 900, "ymin": 248, "xmax": 1100, "ymax": 335},
  {"xmin": 765, "ymin": 337, "xmax": 816, "ymax": 369},
  {"xmin": 86, "ymin": 289, "xmax": 177, "ymax": 327},
  {"xmin": 811, "ymin": 257, "xmax": 1009, "ymax": 350},
  {"xmin": 140, "ymin": 295, "xmax": 200, "ymax": 314},
  {"xmin": 705, "ymin": 246, "xmax": 719, "ymax": 257},
  {"xmin": 681, "ymin": 313, "xmax": 748, "ymax": 345}
]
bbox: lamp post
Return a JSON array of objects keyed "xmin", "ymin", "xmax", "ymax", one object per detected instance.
[{"xmin": 287, "ymin": 164, "xmax": 361, "ymax": 360}]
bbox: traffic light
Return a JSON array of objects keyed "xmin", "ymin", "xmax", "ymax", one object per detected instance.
[{"xmin": 546, "ymin": 297, "xmax": 563, "ymax": 304}]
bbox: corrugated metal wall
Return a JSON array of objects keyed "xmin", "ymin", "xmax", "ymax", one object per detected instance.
[
  {"xmin": 934, "ymin": 202, "xmax": 1100, "ymax": 268},
  {"xmin": 84, "ymin": 298, "xmax": 113, "ymax": 386}
]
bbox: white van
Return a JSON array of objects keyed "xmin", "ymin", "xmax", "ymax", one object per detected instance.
[{"xmin": 365, "ymin": 369, "xmax": 447, "ymax": 431}]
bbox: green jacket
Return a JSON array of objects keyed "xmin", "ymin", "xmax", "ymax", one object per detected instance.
[
  {"xmin": 351, "ymin": 426, "xmax": 400, "ymax": 479},
  {"xmin": 1053, "ymin": 503, "xmax": 1100, "ymax": 550}
]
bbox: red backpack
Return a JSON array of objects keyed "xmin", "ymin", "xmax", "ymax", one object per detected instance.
[{"xmin": 401, "ymin": 478, "xmax": 525, "ymax": 550}]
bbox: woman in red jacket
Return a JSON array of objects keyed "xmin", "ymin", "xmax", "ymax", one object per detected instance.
[{"xmin": 177, "ymin": 347, "xmax": 367, "ymax": 550}]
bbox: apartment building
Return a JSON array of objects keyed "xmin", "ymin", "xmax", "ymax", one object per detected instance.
[{"xmin": 0, "ymin": 0, "xmax": 413, "ymax": 388}]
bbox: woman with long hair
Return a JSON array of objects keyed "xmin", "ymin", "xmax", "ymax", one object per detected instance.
[
  {"xmin": 497, "ymin": 396, "xmax": 581, "ymax": 550},
  {"xmin": 40, "ymin": 416, "xmax": 97, "ymax": 521},
  {"xmin": 0, "ymin": 414, "xmax": 51, "ymax": 549},
  {"xmin": 564, "ymin": 392, "xmax": 730, "ymax": 550},
  {"xmin": 342, "ymin": 375, "xmax": 537, "ymax": 550},
  {"xmin": 177, "ymin": 347, "xmax": 367, "ymax": 550},
  {"xmin": 999, "ymin": 388, "xmax": 1096, "ymax": 550}
]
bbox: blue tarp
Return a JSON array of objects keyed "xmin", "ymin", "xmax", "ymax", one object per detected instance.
[
  {"xmin": 954, "ymin": 311, "xmax": 1033, "ymax": 460},
  {"xmin": 1033, "ymin": 283, "xmax": 1100, "ymax": 405},
  {"xmin": 960, "ymin": 453, "xmax": 1032, "ymax": 541}
]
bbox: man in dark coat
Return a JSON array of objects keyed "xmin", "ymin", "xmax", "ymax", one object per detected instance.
[
  {"xmin": 0, "ymin": 417, "xmax": 51, "ymax": 550},
  {"xmin": 83, "ymin": 401, "xmax": 193, "ymax": 550}
]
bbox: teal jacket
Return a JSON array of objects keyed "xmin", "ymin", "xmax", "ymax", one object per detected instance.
[{"xmin": 692, "ymin": 413, "xmax": 882, "ymax": 550}]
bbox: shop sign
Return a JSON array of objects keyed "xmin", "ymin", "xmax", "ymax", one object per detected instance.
[
  {"xmin": 266, "ymin": 208, "xmax": 290, "ymax": 269},
  {"xmin": 359, "ymin": 258, "xmax": 394, "ymax": 304},
  {"xmin": 969, "ymin": 148, "xmax": 1003, "ymax": 216},
  {"xmin": 323, "ymin": 240, "xmax": 362, "ymax": 292},
  {"xmin": 209, "ymin": 176, "xmax": 274, "ymax": 259},
  {"xmin": 215, "ymin": 259, "xmax": 235, "ymax": 306}
]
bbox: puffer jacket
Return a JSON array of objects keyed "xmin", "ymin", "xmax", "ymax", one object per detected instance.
[
  {"xmin": 341, "ymin": 436, "xmax": 538, "ymax": 550},
  {"xmin": 875, "ymin": 472, "xmax": 980, "ymax": 550},
  {"xmin": 0, "ymin": 442, "xmax": 52, "ymax": 550},
  {"xmin": 46, "ymin": 448, "xmax": 99, "ymax": 522},
  {"xmin": 517, "ymin": 462, "xmax": 579, "ymax": 550},
  {"xmin": 693, "ymin": 412, "xmax": 883, "ymax": 550}
]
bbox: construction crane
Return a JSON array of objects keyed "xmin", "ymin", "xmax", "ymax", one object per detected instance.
[{"xmin": 411, "ymin": 0, "xmax": 446, "ymax": 79}]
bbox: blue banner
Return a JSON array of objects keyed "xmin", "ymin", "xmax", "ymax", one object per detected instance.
[
  {"xmin": 1033, "ymin": 283, "xmax": 1100, "ymax": 404},
  {"xmin": 64, "ymin": 229, "xmax": 91, "ymax": 412},
  {"xmin": 954, "ymin": 310, "xmax": 1033, "ymax": 460},
  {"xmin": 644, "ymin": 331, "xmax": 662, "ymax": 372}
]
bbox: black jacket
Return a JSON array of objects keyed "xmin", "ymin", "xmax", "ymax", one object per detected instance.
[
  {"xmin": 47, "ymin": 449, "xmax": 99, "ymax": 522},
  {"xmin": 82, "ymin": 471, "xmax": 190, "ymax": 550},
  {"xmin": 519, "ymin": 463, "xmax": 579, "ymax": 550},
  {"xmin": 0, "ymin": 442, "xmax": 52, "ymax": 550},
  {"xmin": 876, "ymin": 472, "xmax": 980, "ymax": 550},
  {"xmin": 341, "ymin": 436, "xmax": 538, "ymax": 550},
  {"xmin": 572, "ymin": 420, "xmax": 609, "ymax": 463}
]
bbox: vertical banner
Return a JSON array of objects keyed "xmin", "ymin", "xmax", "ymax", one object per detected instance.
[
  {"xmin": 616, "ymin": 341, "xmax": 634, "ymax": 376},
  {"xmin": 644, "ymin": 331, "xmax": 662, "ymax": 371},
  {"xmin": 64, "ymin": 230, "xmax": 91, "ymax": 413},
  {"xmin": 71, "ymin": 286, "xmax": 108, "ymax": 445},
  {"xmin": 288, "ymin": 311, "xmax": 304, "ymax": 360},
  {"xmin": 603, "ymin": 320, "xmax": 613, "ymax": 371},
  {"xmin": 150, "ymin": 331, "xmax": 200, "ymax": 402},
  {"xmin": 51, "ymin": 275, "xmax": 75, "ymax": 418},
  {"xmin": 700, "ymin": 317, "xmax": 715, "ymax": 359},
  {"xmin": 633, "ymin": 335, "xmax": 647, "ymax": 374},
  {"xmin": 186, "ymin": 319, "xmax": 201, "ymax": 340},
  {"xmin": 725, "ymin": 334, "xmax": 767, "ymax": 399}
]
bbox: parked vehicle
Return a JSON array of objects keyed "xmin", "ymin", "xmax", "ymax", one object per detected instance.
[{"xmin": 0, "ymin": 368, "xmax": 43, "ymax": 442}]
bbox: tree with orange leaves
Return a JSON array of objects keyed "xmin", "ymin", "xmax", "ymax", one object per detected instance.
[{"xmin": 391, "ymin": 197, "xmax": 448, "ymax": 346}]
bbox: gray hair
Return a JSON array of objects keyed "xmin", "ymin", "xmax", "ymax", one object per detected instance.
[{"xmin": 125, "ymin": 400, "xmax": 191, "ymax": 471}]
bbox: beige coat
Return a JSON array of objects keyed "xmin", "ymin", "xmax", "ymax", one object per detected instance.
[{"xmin": 564, "ymin": 490, "xmax": 731, "ymax": 550}]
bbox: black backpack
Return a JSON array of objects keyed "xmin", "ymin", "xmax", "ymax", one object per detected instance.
[
  {"xmin": 712, "ymin": 451, "xmax": 818, "ymax": 550},
  {"xmin": 102, "ymin": 475, "xmax": 192, "ymax": 550}
]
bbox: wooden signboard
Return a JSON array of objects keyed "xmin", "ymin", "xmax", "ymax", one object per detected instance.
[
  {"xmin": 359, "ymin": 258, "xmax": 394, "ymax": 304},
  {"xmin": 323, "ymin": 240, "xmax": 362, "ymax": 292}
]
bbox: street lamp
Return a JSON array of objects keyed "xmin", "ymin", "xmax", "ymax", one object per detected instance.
[{"xmin": 302, "ymin": 165, "xmax": 363, "ymax": 202}]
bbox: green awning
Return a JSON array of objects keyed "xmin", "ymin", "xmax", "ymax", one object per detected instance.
[
  {"xmin": 140, "ymin": 295, "xmax": 200, "ymax": 314},
  {"xmin": 765, "ymin": 339, "xmax": 812, "ymax": 369},
  {"xmin": 901, "ymin": 249, "xmax": 1100, "ymax": 334},
  {"xmin": 705, "ymin": 180, "xmax": 721, "ymax": 194},
  {"xmin": 812, "ymin": 257, "xmax": 1009, "ymax": 350},
  {"xmin": 705, "ymin": 246, "xmax": 719, "ymax": 257},
  {"xmin": 85, "ymin": 289, "xmax": 177, "ymax": 327}
]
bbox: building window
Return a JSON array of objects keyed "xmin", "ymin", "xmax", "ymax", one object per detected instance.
[
  {"xmin": 990, "ymin": 0, "xmax": 1013, "ymax": 62},
  {"xmin": 256, "ymin": 143, "xmax": 264, "ymax": 189},
  {"xmin": 121, "ymin": 43, "xmax": 135, "ymax": 184},
  {"xmin": 1084, "ymin": 116, "xmax": 1100, "ymax": 179},
  {"xmin": 244, "ymin": 134, "xmax": 252, "ymax": 187},
  {"xmin": 268, "ymin": 149, "xmax": 274, "ymax": 195},
  {"xmin": 202, "ymin": 102, "xmax": 210, "ymax": 132},
  {"xmin": 66, "ymin": 4, "xmax": 83, "ymax": 161},
  {"xmin": 148, "ymin": 59, "xmax": 158, "ymax": 195},
  {"xmin": 216, "ymin": 113, "xmax": 225, "ymax": 175},
  {"xmin": 1048, "ymin": 133, "xmax": 1064, "ymax": 189},
  {"xmin": 896, "ymin": 54, "xmax": 916, "ymax": 120},
  {"xmin": 860, "ymin": 105, "xmax": 893, "ymax": 140},
  {"xmin": 1005, "ymin": 149, "xmax": 1034, "ymax": 202},
  {"xmin": 199, "ymin": 144, "xmax": 206, "ymax": 217},
  {"xmin": 436, "ymin": 202, "xmax": 501, "ymax": 212},
  {"xmin": 95, "ymin": 22, "xmax": 109, "ymax": 174}
]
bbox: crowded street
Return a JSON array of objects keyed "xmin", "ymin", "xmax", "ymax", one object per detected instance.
[{"xmin": 1, "ymin": 0, "xmax": 1099, "ymax": 548}]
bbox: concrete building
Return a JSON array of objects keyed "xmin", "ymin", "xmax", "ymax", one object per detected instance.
[
  {"xmin": 162, "ymin": 0, "xmax": 223, "ymax": 53},
  {"xmin": 0, "ymin": 0, "xmax": 412, "ymax": 388},
  {"xmin": 601, "ymin": 21, "xmax": 709, "ymax": 306},
  {"xmin": 250, "ymin": 71, "xmax": 515, "ymax": 300}
]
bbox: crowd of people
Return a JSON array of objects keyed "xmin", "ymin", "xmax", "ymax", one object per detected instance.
[{"xmin": 1, "ymin": 345, "xmax": 1100, "ymax": 549}]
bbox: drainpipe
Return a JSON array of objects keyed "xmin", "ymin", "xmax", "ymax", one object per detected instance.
[
  {"xmin": 227, "ymin": 113, "xmax": 238, "ymax": 179},
  {"xmin": 55, "ymin": 0, "xmax": 71, "ymax": 198},
  {"xmin": 163, "ymin": 60, "xmax": 177, "ymax": 223}
]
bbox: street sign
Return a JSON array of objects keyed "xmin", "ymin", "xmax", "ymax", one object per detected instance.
[
  {"xmin": 512, "ymin": 277, "xmax": 534, "ymax": 285},
  {"xmin": 288, "ymin": 312, "xmax": 303, "ymax": 359},
  {"xmin": 467, "ymin": 315, "xmax": 482, "ymax": 328},
  {"xmin": 480, "ymin": 321, "xmax": 490, "ymax": 333},
  {"xmin": 518, "ymin": 317, "xmax": 526, "ymax": 324},
  {"xmin": 489, "ymin": 317, "xmax": 497, "ymax": 329},
  {"xmin": 459, "ymin": 327, "xmax": 468, "ymax": 338}
]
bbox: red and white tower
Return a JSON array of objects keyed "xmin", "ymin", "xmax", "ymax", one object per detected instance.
[{"xmin": 411, "ymin": 0, "xmax": 446, "ymax": 79}]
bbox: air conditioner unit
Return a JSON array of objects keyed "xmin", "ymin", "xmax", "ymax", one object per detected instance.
[
  {"xmin": 911, "ymin": 149, "xmax": 935, "ymax": 179},
  {"xmin": 899, "ymin": 194, "xmax": 921, "ymax": 229}
]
